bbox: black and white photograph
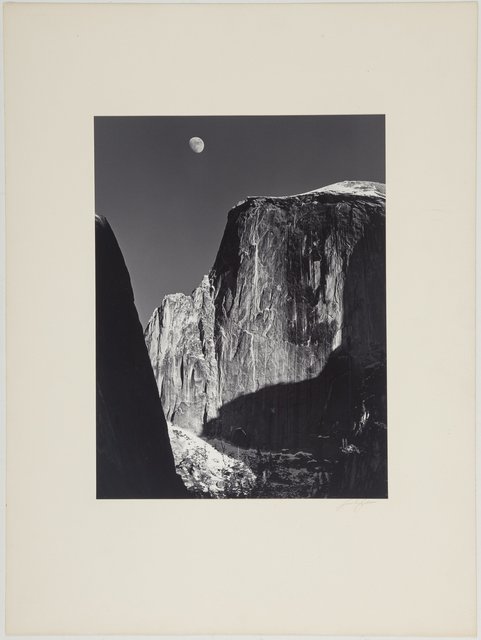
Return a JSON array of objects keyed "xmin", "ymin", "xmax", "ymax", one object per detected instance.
[
  {"xmin": 6, "ymin": 1, "xmax": 478, "ymax": 634},
  {"xmin": 95, "ymin": 115, "xmax": 387, "ymax": 499}
]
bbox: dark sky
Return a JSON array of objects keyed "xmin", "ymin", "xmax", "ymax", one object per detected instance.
[{"xmin": 95, "ymin": 115, "xmax": 385, "ymax": 326}]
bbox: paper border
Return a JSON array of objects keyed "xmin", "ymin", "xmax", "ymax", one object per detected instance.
[{"xmin": 5, "ymin": 2, "xmax": 477, "ymax": 635}]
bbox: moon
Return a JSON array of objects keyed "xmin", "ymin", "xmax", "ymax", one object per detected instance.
[{"xmin": 189, "ymin": 136, "xmax": 205, "ymax": 153}]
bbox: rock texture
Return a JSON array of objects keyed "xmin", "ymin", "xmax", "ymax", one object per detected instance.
[
  {"xmin": 96, "ymin": 215, "xmax": 187, "ymax": 498},
  {"xmin": 145, "ymin": 181, "xmax": 387, "ymax": 496},
  {"xmin": 145, "ymin": 275, "xmax": 218, "ymax": 435},
  {"xmin": 168, "ymin": 424, "xmax": 256, "ymax": 498}
]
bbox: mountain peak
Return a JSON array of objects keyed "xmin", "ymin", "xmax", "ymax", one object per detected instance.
[
  {"xmin": 234, "ymin": 180, "xmax": 385, "ymax": 209},
  {"xmin": 307, "ymin": 180, "xmax": 385, "ymax": 200}
]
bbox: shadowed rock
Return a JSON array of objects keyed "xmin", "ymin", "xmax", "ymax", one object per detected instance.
[{"xmin": 96, "ymin": 215, "xmax": 187, "ymax": 498}]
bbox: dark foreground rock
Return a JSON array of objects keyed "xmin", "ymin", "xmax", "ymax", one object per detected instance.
[{"xmin": 96, "ymin": 215, "xmax": 187, "ymax": 498}]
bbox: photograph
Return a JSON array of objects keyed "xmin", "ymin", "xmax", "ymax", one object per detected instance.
[
  {"xmin": 5, "ymin": 2, "xmax": 476, "ymax": 634},
  {"xmin": 95, "ymin": 115, "xmax": 387, "ymax": 499}
]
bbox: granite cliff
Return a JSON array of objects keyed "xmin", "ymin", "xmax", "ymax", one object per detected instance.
[{"xmin": 145, "ymin": 181, "xmax": 387, "ymax": 495}]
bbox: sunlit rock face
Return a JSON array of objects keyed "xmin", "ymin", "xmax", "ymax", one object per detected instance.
[
  {"xmin": 145, "ymin": 181, "xmax": 386, "ymax": 453},
  {"xmin": 145, "ymin": 275, "xmax": 218, "ymax": 435},
  {"xmin": 211, "ymin": 184, "xmax": 384, "ymax": 398}
]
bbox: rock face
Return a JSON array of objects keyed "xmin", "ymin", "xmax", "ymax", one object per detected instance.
[
  {"xmin": 96, "ymin": 215, "xmax": 187, "ymax": 498},
  {"xmin": 145, "ymin": 275, "xmax": 218, "ymax": 435},
  {"xmin": 145, "ymin": 181, "xmax": 387, "ymax": 495}
]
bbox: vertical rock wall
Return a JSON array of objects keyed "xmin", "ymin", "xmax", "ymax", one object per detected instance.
[
  {"xmin": 145, "ymin": 182, "xmax": 386, "ymax": 453},
  {"xmin": 145, "ymin": 275, "xmax": 218, "ymax": 434},
  {"xmin": 96, "ymin": 215, "xmax": 187, "ymax": 498}
]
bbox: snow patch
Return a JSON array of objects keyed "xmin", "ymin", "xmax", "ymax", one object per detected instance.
[
  {"xmin": 302, "ymin": 180, "xmax": 385, "ymax": 200},
  {"xmin": 168, "ymin": 424, "xmax": 256, "ymax": 497},
  {"xmin": 245, "ymin": 180, "xmax": 385, "ymax": 202}
]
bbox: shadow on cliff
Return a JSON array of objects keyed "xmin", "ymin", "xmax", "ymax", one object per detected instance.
[
  {"xmin": 204, "ymin": 214, "xmax": 387, "ymax": 498},
  {"xmin": 96, "ymin": 215, "xmax": 188, "ymax": 498}
]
